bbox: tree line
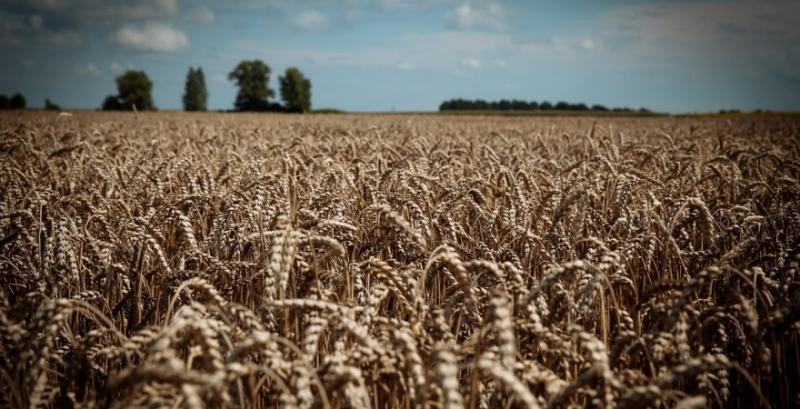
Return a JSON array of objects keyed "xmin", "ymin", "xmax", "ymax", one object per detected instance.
[
  {"xmin": 439, "ymin": 98, "xmax": 651, "ymax": 113},
  {"xmin": 101, "ymin": 59, "xmax": 312, "ymax": 113},
  {"xmin": 0, "ymin": 93, "xmax": 27, "ymax": 110},
  {"xmin": 0, "ymin": 94, "xmax": 63, "ymax": 110}
]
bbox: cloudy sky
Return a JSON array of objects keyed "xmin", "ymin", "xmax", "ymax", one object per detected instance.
[{"xmin": 1, "ymin": 0, "xmax": 798, "ymax": 112}]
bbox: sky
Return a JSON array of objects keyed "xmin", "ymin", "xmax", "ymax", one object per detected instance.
[{"xmin": 0, "ymin": 0, "xmax": 798, "ymax": 112}]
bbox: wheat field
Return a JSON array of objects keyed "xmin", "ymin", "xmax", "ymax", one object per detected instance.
[{"xmin": 1, "ymin": 111, "xmax": 798, "ymax": 408}]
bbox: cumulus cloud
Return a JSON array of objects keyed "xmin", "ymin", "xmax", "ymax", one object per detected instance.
[
  {"xmin": 184, "ymin": 6, "xmax": 215, "ymax": 24},
  {"xmin": 447, "ymin": 0, "xmax": 508, "ymax": 31},
  {"xmin": 291, "ymin": 10, "xmax": 330, "ymax": 31},
  {"xmin": 113, "ymin": 22, "xmax": 189, "ymax": 52},
  {"xmin": 29, "ymin": 14, "xmax": 43, "ymax": 30},
  {"xmin": 460, "ymin": 58, "xmax": 482, "ymax": 69},
  {"xmin": 110, "ymin": 61, "xmax": 124, "ymax": 72},
  {"xmin": 492, "ymin": 58, "xmax": 508, "ymax": 68},
  {"xmin": 234, "ymin": 30, "xmax": 511, "ymax": 71},
  {"xmin": 578, "ymin": 38, "xmax": 602, "ymax": 51},
  {"xmin": 75, "ymin": 63, "xmax": 99, "ymax": 76}
]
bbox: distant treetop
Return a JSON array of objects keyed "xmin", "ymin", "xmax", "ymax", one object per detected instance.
[
  {"xmin": 102, "ymin": 70, "xmax": 155, "ymax": 111},
  {"xmin": 10, "ymin": 93, "xmax": 26, "ymax": 110},
  {"xmin": 228, "ymin": 60, "xmax": 275, "ymax": 111},
  {"xmin": 183, "ymin": 67, "xmax": 208, "ymax": 112},
  {"xmin": 279, "ymin": 67, "xmax": 312, "ymax": 113},
  {"xmin": 439, "ymin": 98, "xmax": 647, "ymax": 113}
]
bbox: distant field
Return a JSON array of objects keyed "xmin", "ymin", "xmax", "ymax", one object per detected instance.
[{"xmin": 1, "ymin": 111, "xmax": 798, "ymax": 408}]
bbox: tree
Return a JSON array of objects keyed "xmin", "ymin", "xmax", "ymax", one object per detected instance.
[
  {"xmin": 116, "ymin": 70, "xmax": 154, "ymax": 110},
  {"xmin": 44, "ymin": 99, "xmax": 61, "ymax": 110},
  {"xmin": 228, "ymin": 60, "xmax": 274, "ymax": 111},
  {"xmin": 10, "ymin": 93, "xmax": 26, "ymax": 109},
  {"xmin": 279, "ymin": 67, "xmax": 312, "ymax": 113},
  {"xmin": 102, "ymin": 96, "xmax": 122, "ymax": 111},
  {"xmin": 182, "ymin": 67, "xmax": 208, "ymax": 111},
  {"xmin": 0, "ymin": 95, "xmax": 9, "ymax": 110}
]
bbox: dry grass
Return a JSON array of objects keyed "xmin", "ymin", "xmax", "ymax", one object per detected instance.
[{"xmin": 1, "ymin": 111, "xmax": 799, "ymax": 408}]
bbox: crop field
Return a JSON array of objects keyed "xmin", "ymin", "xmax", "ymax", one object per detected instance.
[{"xmin": 1, "ymin": 111, "xmax": 799, "ymax": 408}]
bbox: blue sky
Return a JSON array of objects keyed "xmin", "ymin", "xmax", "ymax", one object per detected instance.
[{"xmin": 1, "ymin": 0, "xmax": 798, "ymax": 112}]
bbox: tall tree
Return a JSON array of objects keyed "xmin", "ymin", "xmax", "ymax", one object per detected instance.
[
  {"xmin": 279, "ymin": 67, "xmax": 312, "ymax": 113},
  {"xmin": 116, "ymin": 70, "xmax": 154, "ymax": 110},
  {"xmin": 0, "ymin": 95, "xmax": 9, "ymax": 110},
  {"xmin": 228, "ymin": 60, "xmax": 274, "ymax": 111},
  {"xmin": 10, "ymin": 93, "xmax": 26, "ymax": 109},
  {"xmin": 182, "ymin": 67, "xmax": 208, "ymax": 111}
]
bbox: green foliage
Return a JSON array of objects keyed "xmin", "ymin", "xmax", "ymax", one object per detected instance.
[
  {"xmin": 115, "ymin": 70, "xmax": 154, "ymax": 110},
  {"xmin": 279, "ymin": 67, "xmax": 312, "ymax": 113},
  {"xmin": 10, "ymin": 93, "xmax": 26, "ymax": 109},
  {"xmin": 183, "ymin": 67, "xmax": 208, "ymax": 111},
  {"xmin": 101, "ymin": 96, "xmax": 122, "ymax": 111},
  {"xmin": 228, "ymin": 60, "xmax": 274, "ymax": 111},
  {"xmin": 0, "ymin": 95, "xmax": 9, "ymax": 110},
  {"xmin": 44, "ymin": 99, "xmax": 61, "ymax": 111}
]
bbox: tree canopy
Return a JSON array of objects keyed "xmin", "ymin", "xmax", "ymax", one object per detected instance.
[
  {"xmin": 183, "ymin": 67, "xmax": 208, "ymax": 111},
  {"xmin": 102, "ymin": 70, "xmax": 154, "ymax": 111},
  {"xmin": 116, "ymin": 70, "xmax": 154, "ymax": 110},
  {"xmin": 0, "ymin": 95, "xmax": 9, "ymax": 110},
  {"xmin": 228, "ymin": 60, "xmax": 274, "ymax": 111},
  {"xmin": 279, "ymin": 67, "xmax": 312, "ymax": 113},
  {"xmin": 102, "ymin": 96, "xmax": 122, "ymax": 111}
]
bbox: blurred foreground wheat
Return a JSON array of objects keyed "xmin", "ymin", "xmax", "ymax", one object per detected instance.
[{"xmin": 1, "ymin": 112, "xmax": 798, "ymax": 408}]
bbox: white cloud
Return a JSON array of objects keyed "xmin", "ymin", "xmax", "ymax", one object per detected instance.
[
  {"xmin": 397, "ymin": 61, "xmax": 413, "ymax": 70},
  {"xmin": 447, "ymin": 0, "xmax": 508, "ymax": 31},
  {"xmin": 492, "ymin": 58, "xmax": 508, "ymax": 68},
  {"xmin": 291, "ymin": 10, "xmax": 330, "ymax": 31},
  {"xmin": 185, "ymin": 6, "xmax": 215, "ymax": 24},
  {"xmin": 113, "ymin": 22, "xmax": 189, "ymax": 52},
  {"xmin": 233, "ymin": 30, "xmax": 512, "ymax": 71},
  {"xmin": 589, "ymin": 1, "xmax": 800, "ymax": 56},
  {"xmin": 578, "ymin": 38, "xmax": 601, "ymax": 51},
  {"xmin": 460, "ymin": 58, "xmax": 481, "ymax": 69},
  {"xmin": 29, "ymin": 14, "xmax": 43, "ymax": 31},
  {"xmin": 233, "ymin": 30, "xmax": 511, "ymax": 70},
  {"xmin": 110, "ymin": 61, "xmax": 123, "ymax": 72},
  {"xmin": 75, "ymin": 63, "xmax": 99, "ymax": 76}
]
